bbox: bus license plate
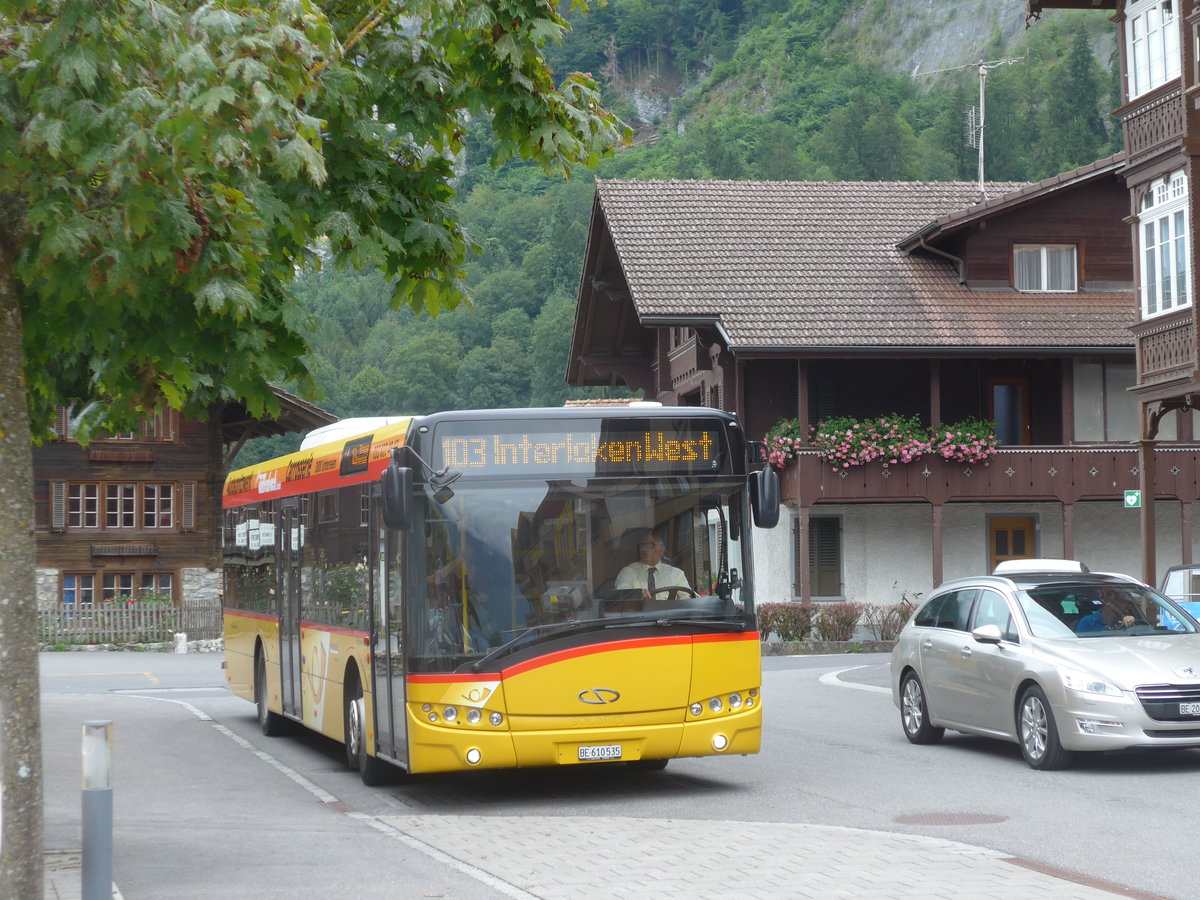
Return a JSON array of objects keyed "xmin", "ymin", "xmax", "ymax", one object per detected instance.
[
  {"xmin": 578, "ymin": 744, "xmax": 621, "ymax": 761},
  {"xmin": 1181, "ymin": 703, "xmax": 1200, "ymax": 716}
]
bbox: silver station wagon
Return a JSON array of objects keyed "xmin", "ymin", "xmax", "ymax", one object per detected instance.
[{"xmin": 891, "ymin": 560, "xmax": 1200, "ymax": 769}]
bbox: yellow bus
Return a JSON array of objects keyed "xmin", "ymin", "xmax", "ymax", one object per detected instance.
[{"xmin": 222, "ymin": 406, "xmax": 780, "ymax": 783}]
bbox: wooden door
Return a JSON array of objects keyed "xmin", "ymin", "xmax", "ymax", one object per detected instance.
[{"xmin": 989, "ymin": 517, "xmax": 1035, "ymax": 573}]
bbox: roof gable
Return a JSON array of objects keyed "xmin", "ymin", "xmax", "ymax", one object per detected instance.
[{"xmin": 579, "ymin": 176, "xmax": 1133, "ymax": 354}]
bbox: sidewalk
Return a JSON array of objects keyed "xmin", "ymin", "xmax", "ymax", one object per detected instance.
[
  {"xmin": 43, "ymin": 851, "xmax": 122, "ymax": 900},
  {"xmin": 46, "ymin": 812, "xmax": 1165, "ymax": 900}
]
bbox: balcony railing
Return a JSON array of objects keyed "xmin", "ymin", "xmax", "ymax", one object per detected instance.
[
  {"xmin": 1134, "ymin": 312, "xmax": 1195, "ymax": 386},
  {"xmin": 1120, "ymin": 83, "xmax": 1185, "ymax": 164},
  {"xmin": 779, "ymin": 445, "xmax": 1200, "ymax": 506}
]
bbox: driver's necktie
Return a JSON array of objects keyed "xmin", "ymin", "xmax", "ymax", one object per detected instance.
[{"xmin": 647, "ymin": 567, "xmax": 657, "ymax": 595}]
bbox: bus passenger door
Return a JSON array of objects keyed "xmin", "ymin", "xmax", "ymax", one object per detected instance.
[
  {"xmin": 371, "ymin": 505, "xmax": 408, "ymax": 766},
  {"xmin": 279, "ymin": 500, "xmax": 303, "ymax": 719}
]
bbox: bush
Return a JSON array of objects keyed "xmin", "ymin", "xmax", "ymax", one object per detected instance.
[
  {"xmin": 812, "ymin": 601, "xmax": 865, "ymax": 641},
  {"xmin": 859, "ymin": 601, "xmax": 916, "ymax": 641},
  {"xmin": 757, "ymin": 601, "xmax": 816, "ymax": 641}
]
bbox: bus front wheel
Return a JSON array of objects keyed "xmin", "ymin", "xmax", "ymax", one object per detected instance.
[
  {"xmin": 255, "ymin": 651, "xmax": 288, "ymax": 737},
  {"xmin": 344, "ymin": 674, "xmax": 391, "ymax": 786}
]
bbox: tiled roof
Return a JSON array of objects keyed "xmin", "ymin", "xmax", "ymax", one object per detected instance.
[{"xmin": 595, "ymin": 178, "xmax": 1134, "ymax": 350}]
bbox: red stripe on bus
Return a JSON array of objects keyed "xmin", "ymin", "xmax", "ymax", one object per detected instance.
[
  {"xmin": 693, "ymin": 630, "xmax": 760, "ymax": 644},
  {"xmin": 407, "ymin": 672, "xmax": 504, "ymax": 685},
  {"xmin": 406, "ymin": 632, "xmax": 754, "ymax": 687}
]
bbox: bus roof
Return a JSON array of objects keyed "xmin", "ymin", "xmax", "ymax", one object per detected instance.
[{"xmin": 223, "ymin": 418, "xmax": 413, "ymax": 509}]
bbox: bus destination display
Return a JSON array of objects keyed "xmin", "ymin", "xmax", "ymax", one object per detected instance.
[{"xmin": 434, "ymin": 420, "xmax": 729, "ymax": 477}]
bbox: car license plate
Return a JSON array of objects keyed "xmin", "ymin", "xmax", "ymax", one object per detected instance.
[
  {"xmin": 577, "ymin": 744, "xmax": 621, "ymax": 761},
  {"xmin": 1181, "ymin": 703, "xmax": 1200, "ymax": 716}
]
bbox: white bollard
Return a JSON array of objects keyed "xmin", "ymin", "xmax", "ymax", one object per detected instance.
[
  {"xmin": 173, "ymin": 632, "xmax": 188, "ymax": 653},
  {"xmin": 82, "ymin": 721, "xmax": 113, "ymax": 900}
]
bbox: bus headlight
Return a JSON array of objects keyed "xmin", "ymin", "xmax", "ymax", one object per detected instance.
[
  {"xmin": 689, "ymin": 702, "xmax": 704, "ymax": 717},
  {"xmin": 728, "ymin": 692, "xmax": 743, "ymax": 710},
  {"xmin": 708, "ymin": 697, "xmax": 723, "ymax": 713},
  {"xmin": 712, "ymin": 734, "xmax": 728, "ymax": 751},
  {"xmin": 489, "ymin": 711, "xmax": 503, "ymax": 726},
  {"xmin": 466, "ymin": 708, "xmax": 482, "ymax": 725},
  {"xmin": 443, "ymin": 706, "xmax": 458, "ymax": 722},
  {"xmin": 465, "ymin": 748, "xmax": 482, "ymax": 765}
]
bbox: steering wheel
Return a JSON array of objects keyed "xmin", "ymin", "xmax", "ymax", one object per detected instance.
[{"xmin": 649, "ymin": 586, "xmax": 699, "ymax": 601}]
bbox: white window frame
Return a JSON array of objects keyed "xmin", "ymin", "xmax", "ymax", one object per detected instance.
[
  {"xmin": 1126, "ymin": 0, "xmax": 1181, "ymax": 100},
  {"xmin": 1140, "ymin": 170, "xmax": 1191, "ymax": 319},
  {"xmin": 106, "ymin": 483, "xmax": 136, "ymax": 529},
  {"xmin": 63, "ymin": 574, "xmax": 95, "ymax": 606},
  {"xmin": 68, "ymin": 483, "xmax": 100, "ymax": 529},
  {"xmin": 142, "ymin": 483, "xmax": 174, "ymax": 529},
  {"xmin": 103, "ymin": 573, "xmax": 135, "ymax": 603},
  {"xmin": 1013, "ymin": 244, "xmax": 1078, "ymax": 293}
]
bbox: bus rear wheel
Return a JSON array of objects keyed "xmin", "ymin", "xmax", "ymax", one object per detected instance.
[
  {"xmin": 344, "ymin": 675, "xmax": 391, "ymax": 786},
  {"xmin": 255, "ymin": 651, "xmax": 287, "ymax": 737}
]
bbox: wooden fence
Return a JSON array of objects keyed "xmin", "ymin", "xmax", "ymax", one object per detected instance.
[{"xmin": 39, "ymin": 602, "xmax": 224, "ymax": 646}]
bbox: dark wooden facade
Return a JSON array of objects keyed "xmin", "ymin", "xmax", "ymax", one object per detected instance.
[
  {"xmin": 33, "ymin": 393, "xmax": 336, "ymax": 609},
  {"xmin": 34, "ymin": 410, "xmax": 215, "ymax": 603},
  {"xmin": 1025, "ymin": 0, "xmax": 1200, "ymax": 579},
  {"xmin": 567, "ymin": 165, "xmax": 1192, "ymax": 597}
]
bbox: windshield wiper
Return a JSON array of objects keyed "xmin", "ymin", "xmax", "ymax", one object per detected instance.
[
  {"xmin": 467, "ymin": 618, "xmax": 606, "ymax": 672},
  {"xmin": 605, "ymin": 617, "xmax": 748, "ymax": 631}
]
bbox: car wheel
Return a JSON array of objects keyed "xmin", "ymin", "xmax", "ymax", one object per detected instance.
[
  {"xmin": 900, "ymin": 672, "xmax": 944, "ymax": 745},
  {"xmin": 344, "ymin": 674, "xmax": 392, "ymax": 786},
  {"xmin": 1017, "ymin": 685, "xmax": 1074, "ymax": 770},
  {"xmin": 255, "ymin": 651, "xmax": 287, "ymax": 737}
]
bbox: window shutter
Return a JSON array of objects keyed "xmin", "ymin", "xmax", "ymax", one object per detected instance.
[
  {"xmin": 809, "ymin": 517, "xmax": 842, "ymax": 597},
  {"xmin": 51, "ymin": 481, "xmax": 67, "ymax": 532},
  {"xmin": 792, "ymin": 517, "xmax": 803, "ymax": 596},
  {"xmin": 181, "ymin": 483, "xmax": 195, "ymax": 531}
]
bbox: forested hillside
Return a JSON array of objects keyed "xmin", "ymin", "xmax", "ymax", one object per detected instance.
[{"xmin": 241, "ymin": 1, "xmax": 1121, "ymax": 464}]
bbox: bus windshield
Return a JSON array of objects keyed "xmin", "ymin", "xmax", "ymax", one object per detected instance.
[{"xmin": 412, "ymin": 476, "xmax": 749, "ymax": 673}]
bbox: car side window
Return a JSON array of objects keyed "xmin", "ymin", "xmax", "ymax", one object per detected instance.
[
  {"xmin": 914, "ymin": 589, "xmax": 976, "ymax": 631},
  {"xmin": 913, "ymin": 595, "xmax": 944, "ymax": 628},
  {"xmin": 972, "ymin": 589, "xmax": 1018, "ymax": 642}
]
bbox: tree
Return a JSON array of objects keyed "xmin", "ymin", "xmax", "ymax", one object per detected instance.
[
  {"xmin": 457, "ymin": 338, "xmax": 532, "ymax": 408},
  {"xmin": 0, "ymin": 2, "xmax": 626, "ymax": 894}
]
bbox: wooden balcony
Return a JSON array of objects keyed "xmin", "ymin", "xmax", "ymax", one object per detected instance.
[
  {"xmin": 1120, "ymin": 83, "xmax": 1185, "ymax": 166},
  {"xmin": 1133, "ymin": 310, "xmax": 1195, "ymax": 388},
  {"xmin": 779, "ymin": 445, "xmax": 1200, "ymax": 506}
]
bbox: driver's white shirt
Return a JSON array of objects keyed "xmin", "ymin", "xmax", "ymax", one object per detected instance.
[{"xmin": 615, "ymin": 561, "xmax": 689, "ymax": 591}]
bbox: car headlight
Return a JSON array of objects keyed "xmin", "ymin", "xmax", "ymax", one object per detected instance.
[{"xmin": 1060, "ymin": 668, "xmax": 1123, "ymax": 697}]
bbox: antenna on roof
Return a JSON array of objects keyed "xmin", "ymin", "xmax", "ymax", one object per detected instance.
[{"xmin": 914, "ymin": 57, "xmax": 1022, "ymax": 201}]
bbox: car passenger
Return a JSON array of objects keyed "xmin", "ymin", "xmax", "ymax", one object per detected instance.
[{"xmin": 1076, "ymin": 587, "xmax": 1136, "ymax": 633}]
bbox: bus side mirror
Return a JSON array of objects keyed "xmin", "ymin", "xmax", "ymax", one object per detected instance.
[
  {"xmin": 381, "ymin": 465, "xmax": 413, "ymax": 530},
  {"xmin": 750, "ymin": 467, "xmax": 780, "ymax": 529}
]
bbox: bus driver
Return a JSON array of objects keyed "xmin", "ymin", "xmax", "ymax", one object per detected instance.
[{"xmin": 615, "ymin": 531, "xmax": 689, "ymax": 602}]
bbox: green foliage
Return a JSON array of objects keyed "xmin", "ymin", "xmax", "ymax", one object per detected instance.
[{"xmin": 4, "ymin": 0, "xmax": 629, "ymax": 439}]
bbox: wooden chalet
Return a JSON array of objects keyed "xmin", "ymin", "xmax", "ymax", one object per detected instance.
[
  {"xmin": 1027, "ymin": 0, "xmax": 1200, "ymax": 582},
  {"xmin": 565, "ymin": 161, "xmax": 1200, "ymax": 604},
  {"xmin": 33, "ymin": 388, "xmax": 335, "ymax": 611}
]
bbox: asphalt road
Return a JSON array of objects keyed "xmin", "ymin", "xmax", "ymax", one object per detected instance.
[{"xmin": 39, "ymin": 650, "xmax": 1200, "ymax": 899}]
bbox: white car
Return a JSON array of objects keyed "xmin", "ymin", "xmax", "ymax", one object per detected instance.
[{"xmin": 891, "ymin": 560, "xmax": 1200, "ymax": 769}]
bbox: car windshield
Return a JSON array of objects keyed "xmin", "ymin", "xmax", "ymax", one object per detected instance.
[{"xmin": 1015, "ymin": 581, "xmax": 1200, "ymax": 638}]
